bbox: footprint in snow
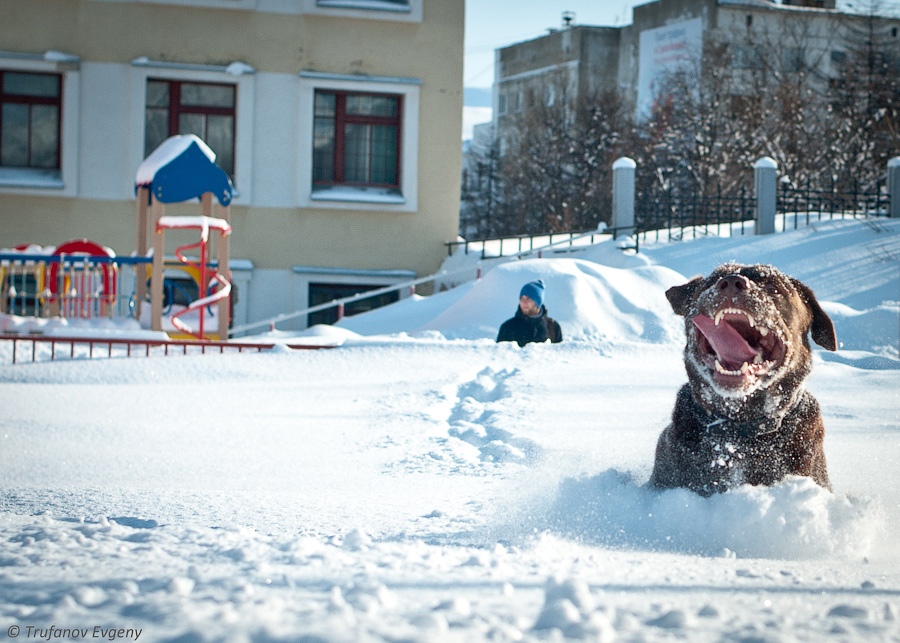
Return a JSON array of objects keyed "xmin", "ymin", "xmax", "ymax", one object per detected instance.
[{"xmin": 447, "ymin": 367, "xmax": 541, "ymax": 465}]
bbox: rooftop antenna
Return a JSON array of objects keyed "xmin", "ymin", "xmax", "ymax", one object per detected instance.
[{"xmin": 562, "ymin": 11, "xmax": 575, "ymax": 28}]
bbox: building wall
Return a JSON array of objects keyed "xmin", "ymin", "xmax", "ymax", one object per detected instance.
[
  {"xmin": 631, "ymin": 0, "xmax": 718, "ymax": 33},
  {"xmin": 715, "ymin": 3, "xmax": 846, "ymax": 84},
  {"xmin": 490, "ymin": 0, "xmax": 899, "ymax": 138},
  {"xmin": 493, "ymin": 25, "xmax": 622, "ymax": 150},
  {"xmin": 578, "ymin": 28, "xmax": 621, "ymax": 97},
  {"xmin": 0, "ymin": 0, "xmax": 464, "ymax": 329}
]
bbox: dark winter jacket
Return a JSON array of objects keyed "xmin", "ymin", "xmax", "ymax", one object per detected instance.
[{"xmin": 496, "ymin": 306, "xmax": 563, "ymax": 347}]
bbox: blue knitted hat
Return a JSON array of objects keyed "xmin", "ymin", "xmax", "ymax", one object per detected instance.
[{"xmin": 519, "ymin": 279, "xmax": 545, "ymax": 308}]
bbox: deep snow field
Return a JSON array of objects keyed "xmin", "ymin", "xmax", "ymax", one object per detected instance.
[{"xmin": 1, "ymin": 218, "xmax": 899, "ymax": 642}]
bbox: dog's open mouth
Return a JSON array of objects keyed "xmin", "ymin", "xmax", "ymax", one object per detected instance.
[{"xmin": 692, "ymin": 309, "xmax": 786, "ymax": 384}]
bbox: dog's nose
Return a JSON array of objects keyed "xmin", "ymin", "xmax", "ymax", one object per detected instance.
[{"xmin": 716, "ymin": 274, "xmax": 751, "ymax": 296}]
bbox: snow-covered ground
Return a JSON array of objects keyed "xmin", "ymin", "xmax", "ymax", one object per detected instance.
[{"xmin": 1, "ymin": 218, "xmax": 898, "ymax": 642}]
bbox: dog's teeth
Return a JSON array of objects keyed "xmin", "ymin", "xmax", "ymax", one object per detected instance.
[
  {"xmin": 759, "ymin": 327, "xmax": 768, "ymax": 336},
  {"xmin": 740, "ymin": 362, "xmax": 750, "ymax": 374},
  {"xmin": 715, "ymin": 360, "xmax": 742, "ymax": 376},
  {"xmin": 753, "ymin": 353, "xmax": 763, "ymax": 364},
  {"xmin": 713, "ymin": 308, "xmax": 756, "ymax": 327}
]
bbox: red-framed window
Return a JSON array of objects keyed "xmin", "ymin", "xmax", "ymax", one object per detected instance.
[
  {"xmin": 313, "ymin": 90, "xmax": 401, "ymax": 188},
  {"xmin": 144, "ymin": 79, "xmax": 236, "ymax": 176},
  {"xmin": 0, "ymin": 71, "xmax": 62, "ymax": 169}
]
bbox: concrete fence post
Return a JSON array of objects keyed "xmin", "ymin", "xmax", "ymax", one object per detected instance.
[
  {"xmin": 754, "ymin": 157, "xmax": 778, "ymax": 235},
  {"xmin": 888, "ymin": 157, "xmax": 900, "ymax": 219},
  {"xmin": 612, "ymin": 157, "xmax": 636, "ymax": 236}
]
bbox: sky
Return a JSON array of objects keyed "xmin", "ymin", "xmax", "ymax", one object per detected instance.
[{"xmin": 464, "ymin": 0, "xmax": 649, "ymax": 91}]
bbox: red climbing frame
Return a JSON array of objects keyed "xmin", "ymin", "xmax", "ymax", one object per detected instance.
[
  {"xmin": 45, "ymin": 239, "xmax": 117, "ymax": 318},
  {"xmin": 156, "ymin": 216, "xmax": 232, "ymax": 339}
]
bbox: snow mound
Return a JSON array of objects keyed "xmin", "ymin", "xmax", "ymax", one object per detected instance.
[
  {"xmin": 524, "ymin": 471, "xmax": 883, "ymax": 560},
  {"xmin": 418, "ymin": 258, "xmax": 686, "ymax": 343},
  {"xmin": 255, "ymin": 323, "xmax": 358, "ymax": 345},
  {"xmin": 336, "ymin": 282, "xmax": 476, "ymax": 336},
  {"xmin": 822, "ymin": 300, "xmax": 900, "ymax": 358}
]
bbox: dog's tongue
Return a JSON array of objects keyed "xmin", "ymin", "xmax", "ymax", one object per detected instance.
[{"xmin": 693, "ymin": 314, "xmax": 758, "ymax": 369}]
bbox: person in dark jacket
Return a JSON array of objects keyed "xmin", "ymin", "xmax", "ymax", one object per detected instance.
[{"xmin": 496, "ymin": 279, "xmax": 563, "ymax": 347}]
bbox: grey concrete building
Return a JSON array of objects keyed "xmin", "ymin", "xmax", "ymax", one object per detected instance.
[{"xmin": 488, "ymin": 0, "xmax": 897, "ymax": 148}]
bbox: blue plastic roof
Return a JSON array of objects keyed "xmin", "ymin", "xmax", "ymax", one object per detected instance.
[{"xmin": 135, "ymin": 135, "xmax": 233, "ymax": 206}]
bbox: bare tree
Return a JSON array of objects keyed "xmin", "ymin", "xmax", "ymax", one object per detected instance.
[
  {"xmin": 495, "ymin": 74, "xmax": 631, "ymax": 236},
  {"xmin": 462, "ymin": 4, "xmax": 899, "ymax": 239},
  {"xmin": 638, "ymin": 40, "xmax": 753, "ymax": 200},
  {"xmin": 637, "ymin": 13, "xmax": 852, "ymax": 196},
  {"xmin": 460, "ymin": 127, "xmax": 504, "ymax": 238},
  {"xmin": 831, "ymin": 0, "xmax": 900, "ymax": 189}
]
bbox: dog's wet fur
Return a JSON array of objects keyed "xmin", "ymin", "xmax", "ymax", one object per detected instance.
[{"xmin": 649, "ymin": 263, "xmax": 837, "ymax": 496}]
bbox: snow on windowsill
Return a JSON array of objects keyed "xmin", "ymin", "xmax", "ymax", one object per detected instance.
[
  {"xmin": 311, "ymin": 186, "xmax": 406, "ymax": 205},
  {"xmin": 0, "ymin": 168, "xmax": 64, "ymax": 190},
  {"xmin": 317, "ymin": 0, "xmax": 411, "ymax": 12}
]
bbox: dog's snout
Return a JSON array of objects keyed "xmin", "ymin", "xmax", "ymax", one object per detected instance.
[{"xmin": 716, "ymin": 274, "xmax": 751, "ymax": 296}]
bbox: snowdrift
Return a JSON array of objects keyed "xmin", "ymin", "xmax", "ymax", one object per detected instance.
[
  {"xmin": 1, "ymin": 219, "xmax": 898, "ymax": 643},
  {"xmin": 336, "ymin": 258, "xmax": 686, "ymax": 344},
  {"xmin": 509, "ymin": 471, "xmax": 884, "ymax": 560}
]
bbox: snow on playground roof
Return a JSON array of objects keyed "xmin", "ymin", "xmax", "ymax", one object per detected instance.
[
  {"xmin": 135, "ymin": 134, "xmax": 233, "ymax": 207},
  {"xmin": 157, "ymin": 215, "xmax": 232, "ymax": 243}
]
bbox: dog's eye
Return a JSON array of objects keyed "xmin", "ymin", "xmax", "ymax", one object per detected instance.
[{"xmin": 763, "ymin": 283, "xmax": 781, "ymax": 296}]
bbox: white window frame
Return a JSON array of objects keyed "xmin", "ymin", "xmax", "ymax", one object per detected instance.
[
  {"xmin": 298, "ymin": 71, "xmax": 420, "ymax": 212},
  {"xmin": 129, "ymin": 58, "xmax": 255, "ymax": 203},
  {"xmin": 301, "ymin": 0, "xmax": 422, "ymax": 23},
  {"xmin": 0, "ymin": 51, "xmax": 80, "ymax": 196},
  {"xmin": 126, "ymin": 0, "xmax": 257, "ymax": 9},
  {"xmin": 114, "ymin": 0, "xmax": 422, "ymax": 19}
]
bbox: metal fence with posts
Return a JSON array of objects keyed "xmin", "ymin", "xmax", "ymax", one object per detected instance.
[
  {"xmin": 456, "ymin": 157, "xmax": 897, "ymax": 257},
  {"xmin": 778, "ymin": 177, "xmax": 890, "ymax": 229},
  {"xmin": 445, "ymin": 229, "xmax": 609, "ymax": 259},
  {"xmin": 635, "ymin": 185, "xmax": 755, "ymax": 243}
]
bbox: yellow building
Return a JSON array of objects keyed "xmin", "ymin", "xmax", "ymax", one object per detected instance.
[{"xmin": 0, "ymin": 0, "xmax": 464, "ymax": 332}]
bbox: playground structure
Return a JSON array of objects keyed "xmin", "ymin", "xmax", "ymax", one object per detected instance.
[
  {"xmin": 1, "ymin": 135, "xmax": 234, "ymax": 340},
  {"xmin": 155, "ymin": 215, "xmax": 232, "ymax": 339},
  {"xmin": 44, "ymin": 239, "xmax": 118, "ymax": 318},
  {"xmin": 135, "ymin": 135, "xmax": 233, "ymax": 340},
  {"xmin": 0, "ymin": 240, "xmax": 126, "ymax": 320}
]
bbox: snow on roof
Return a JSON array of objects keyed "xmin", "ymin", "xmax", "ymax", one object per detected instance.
[
  {"xmin": 135, "ymin": 135, "xmax": 233, "ymax": 206},
  {"xmin": 136, "ymin": 135, "xmax": 215, "ymax": 186}
]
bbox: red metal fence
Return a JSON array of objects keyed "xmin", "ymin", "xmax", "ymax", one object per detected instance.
[{"xmin": 0, "ymin": 334, "xmax": 332, "ymax": 365}]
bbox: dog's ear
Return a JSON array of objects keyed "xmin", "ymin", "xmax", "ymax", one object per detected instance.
[
  {"xmin": 792, "ymin": 279, "xmax": 837, "ymax": 351},
  {"xmin": 665, "ymin": 276, "xmax": 704, "ymax": 317}
]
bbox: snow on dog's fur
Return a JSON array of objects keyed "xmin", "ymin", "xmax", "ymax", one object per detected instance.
[{"xmin": 650, "ymin": 263, "xmax": 837, "ymax": 496}]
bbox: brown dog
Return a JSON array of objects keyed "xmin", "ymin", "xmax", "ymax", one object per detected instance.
[{"xmin": 649, "ymin": 263, "xmax": 837, "ymax": 496}]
